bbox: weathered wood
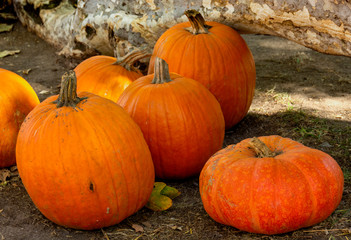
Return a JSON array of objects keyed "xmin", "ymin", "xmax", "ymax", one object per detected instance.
[{"xmin": 13, "ymin": 0, "xmax": 351, "ymax": 58}]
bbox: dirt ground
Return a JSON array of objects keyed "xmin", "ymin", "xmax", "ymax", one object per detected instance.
[{"xmin": 1, "ymin": 14, "xmax": 351, "ymax": 240}]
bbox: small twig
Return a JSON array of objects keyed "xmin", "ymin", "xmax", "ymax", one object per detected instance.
[
  {"xmin": 303, "ymin": 228, "xmax": 351, "ymax": 233},
  {"xmin": 101, "ymin": 228, "xmax": 110, "ymax": 240},
  {"xmin": 134, "ymin": 234, "xmax": 145, "ymax": 240}
]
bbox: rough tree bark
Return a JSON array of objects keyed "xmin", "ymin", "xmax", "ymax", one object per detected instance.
[{"xmin": 13, "ymin": 0, "xmax": 351, "ymax": 58}]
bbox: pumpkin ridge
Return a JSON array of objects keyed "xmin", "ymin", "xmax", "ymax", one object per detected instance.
[
  {"xmin": 210, "ymin": 28, "xmax": 255, "ymax": 124},
  {"xmin": 105, "ymin": 107, "xmax": 151, "ymax": 215},
  {"xmin": 170, "ymin": 81, "xmax": 199, "ymax": 175},
  {"xmin": 210, "ymin": 33, "xmax": 252, "ymax": 124},
  {"xmin": 278, "ymin": 146, "xmax": 343, "ymax": 226},
  {"xmin": 204, "ymin": 34, "xmax": 225, "ymax": 90},
  {"xmin": 194, "ymin": 34, "xmax": 212, "ymax": 89},
  {"xmin": 209, "ymin": 158, "xmax": 232, "ymax": 225},
  {"xmin": 75, "ymin": 110, "xmax": 121, "ymax": 224},
  {"xmin": 277, "ymin": 152, "xmax": 316, "ymax": 228},
  {"xmin": 154, "ymin": 33, "xmax": 190, "ymax": 75},
  {"xmin": 248, "ymin": 158, "xmax": 262, "ymax": 232},
  {"xmin": 176, "ymin": 34, "xmax": 196, "ymax": 78}
]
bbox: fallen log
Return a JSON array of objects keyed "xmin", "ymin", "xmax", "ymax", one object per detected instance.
[{"xmin": 13, "ymin": 0, "xmax": 351, "ymax": 58}]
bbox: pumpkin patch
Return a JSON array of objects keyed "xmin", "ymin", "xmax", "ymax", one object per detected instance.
[{"xmin": 1, "ymin": 5, "xmax": 349, "ymax": 239}]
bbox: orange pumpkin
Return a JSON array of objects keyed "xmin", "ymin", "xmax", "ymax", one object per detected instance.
[
  {"xmin": 199, "ymin": 135, "xmax": 344, "ymax": 235},
  {"xmin": 118, "ymin": 57, "xmax": 225, "ymax": 179},
  {"xmin": 16, "ymin": 71, "xmax": 155, "ymax": 230},
  {"xmin": 75, "ymin": 49, "xmax": 150, "ymax": 102},
  {"xmin": 0, "ymin": 68, "xmax": 39, "ymax": 168},
  {"xmin": 148, "ymin": 10, "xmax": 256, "ymax": 129}
]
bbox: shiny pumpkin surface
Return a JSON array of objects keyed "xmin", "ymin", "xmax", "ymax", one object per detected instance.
[
  {"xmin": 148, "ymin": 13, "xmax": 256, "ymax": 129},
  {"xmin": 75, "ymin": 55, "xmax": 143, "ymax": 102},
  {"xmin": 118, "ymin": 66, "xmax": 225, "ymax": 179},
  {"xmin": 199, "ymin": 135, "xmax": 344, "ymax": 234},
  {"xmin": 0, "ymin": 68, "xmax": 39, "ymax": 168},
  {"xmin": 16, "ymin": 90, "xmax": 155, "ymax": 230}
]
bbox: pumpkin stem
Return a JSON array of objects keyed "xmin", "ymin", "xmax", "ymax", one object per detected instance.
[
  {"xmin": 54, "ymin": 70, "xmax": 86, "ymax": 108},
  {"xmin": 248, "ymin": 137, "xmax": 277, "ymax": 158},
  {"xmin": 151, "ymin": 57, "xmax": 172, "ymax": 84},
  {"xmin": 115, "ymin": 49, "xmax": 151, "ymax": 72},
  {"xmin": 184, "ymin": 9, "xmax": 211, "ymax": 34}
]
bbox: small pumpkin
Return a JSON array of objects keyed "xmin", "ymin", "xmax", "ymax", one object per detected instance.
[
  {"xmin": 74, "ymin": 49, "xmax": 150, "ymax": 102},
  {"xmin": 118, "ymin": 57, "xmax": 225, "ymax": 179},
  {"xmin": 0, "ymin": 68, "xmax": 39, "ymax": 168},
  {"xmin": 148, "ymin": 10, "xmax": 256, "ymax": 129},
  {"xmin": 16, "ymin": 71, "xmax": 155, "ymax": 230},
  {"xmin": 199, "ymin": 135, "xmax": 344, "ymax": 235}
]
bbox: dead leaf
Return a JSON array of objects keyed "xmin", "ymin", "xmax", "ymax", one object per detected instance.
[
  {"xmin": 18, "ymin": 68, "xmax": 31, "ymax": 75},
  {"xmin": 142, "ymin": 221, "xmax": 152, "ymax": 228},
  {"xmin": 0, "ymin": 50, "xmax": 20, "ymax": 58},
  {"xmin": 0, "ymin": 12, "xmax": 17, "ymax": 20},
  {"xmin": 39, "ymin": 90, "xmax": 50, "ymax": 94},
  {"xmin": 9, "ymin": 166, "xmax": 17, "ymax": 172},
  {"xmin": 170, "ymin": 225, "xmax": 183, "ymax": 231},
  {"xmin": 131, "ymin": 223, "xmax": 144, "ymax": 233},
  {"xmin": 0, "ymin": 23, "xmax": 13, "ymax": 33},
  {"xmin": 0, "ymin": 169, "xmax": 11, "ymax": 183}
]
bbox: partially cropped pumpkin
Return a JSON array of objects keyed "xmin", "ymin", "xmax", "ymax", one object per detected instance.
[
  {"xmin": 199, "ymin": 135, "xmax": 344, "ymax": 235},
  {"xmin": 16, "ymin": 71, "xmax": 155, "ymax": 230},
  {"xmin": 148, "ymin": 10, "xmax": 256, "ymax": 129},
  {"xmin": 0, "ymin": 68, "xmax": 39, "ymax": 168},
  {"xmin": 74, "ymin": 49, "xmax": 150, "ymax": 102},
  {"xmin": 118, "ymin": 57, "xmax": 225, "ymax": 179}
]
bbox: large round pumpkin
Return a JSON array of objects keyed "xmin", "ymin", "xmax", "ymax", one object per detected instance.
[
  {"xmin": 16, "ymin": 71, "xmax": 155, "ymax": 230},
  {"xmin": 74, "ymin": 49, "xmax": 150, "ymax": 102},
  {"xmin": 148, "ymin": 10, "xmax": 256, "ymax": 129},
  {"xmin": 118, "ymin": 57, "xmax": 225, "ymax": 179},
  {"xmin": 0, "ymin": 68, "xmax": 39, "ymax": 168},
  {"xmin": 199, "ymin": 135, "xmax": 344, "ymax": 235}
]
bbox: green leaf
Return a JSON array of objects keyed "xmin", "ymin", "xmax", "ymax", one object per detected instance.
[{"xmin": 145, "ymin": 182, "xmax": 180, "ymax": 211}]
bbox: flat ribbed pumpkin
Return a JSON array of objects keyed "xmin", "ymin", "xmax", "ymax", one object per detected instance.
[
  {"xmin": 199, "ymin": 135, "xmax": 344, "ymax": 235},
  {"xmin": 16, "ymin": 71, "xmax": 155, "ymax": 230},
  {"xmin": 0, "ymin": 68, "xmax": 39, "ymax": 168},
  {"xmin": 75, "ymin": 49, "xmax": 150, "ymax": 102},
  {"xmin": 148, "ymin": 10, "xmax": 256, "ymax": 129},
  {"xmin": 118, "ymin": 57, "xmax": 225, "ymax": 179}
]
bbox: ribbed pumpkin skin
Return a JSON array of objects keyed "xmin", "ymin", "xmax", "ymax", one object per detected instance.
[
  {"xmin": 148, "ymin": 21, "xmax": 256, "ymax": 129},
  {"xmin": 199, "ymin": 135, "xmax": 344, "ymax": 235},
  {"xmin": 16, "ymin": 92, "xmax": 155, "ymax": 230},
  {"xmin": 117, "ymin": 73, "xmax": 225, "ymax": 179},
  {"xmin": 75, "ymin": 55, "xmax": 143, "ymax": 102},
  {"xmin": 0, "ymin": 68, "xmax": 39, "ymax": 168}
]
